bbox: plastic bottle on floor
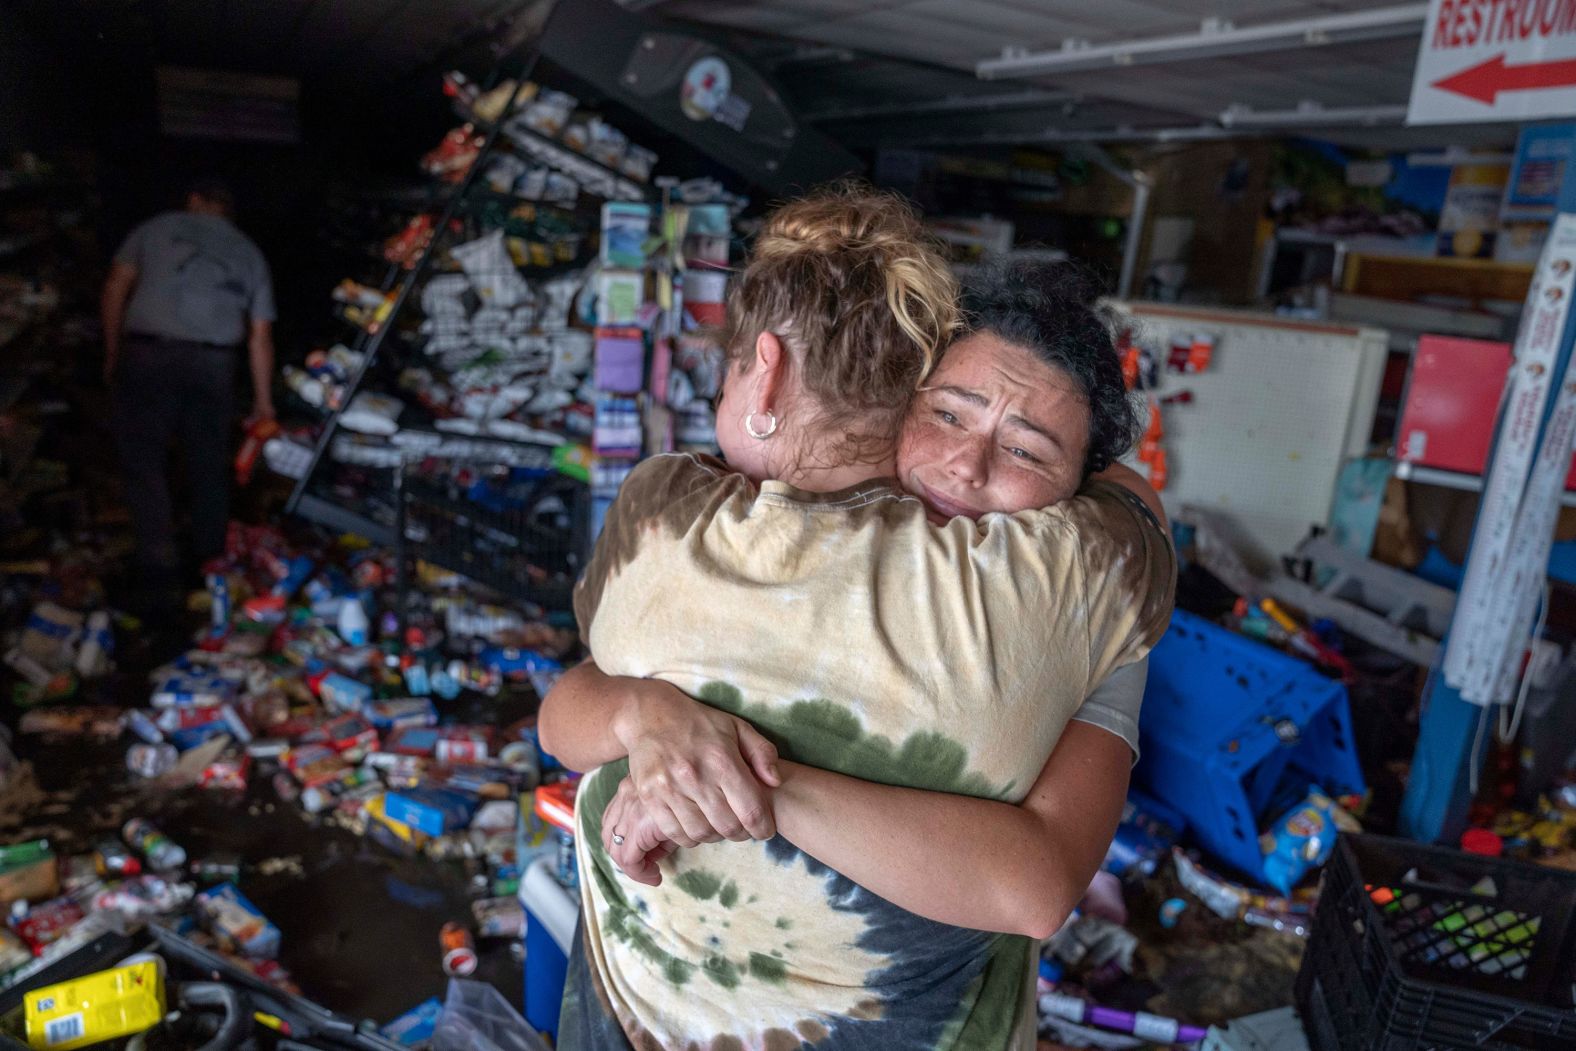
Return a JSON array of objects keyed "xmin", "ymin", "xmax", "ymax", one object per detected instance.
[{"xmin": 337, "ymin": 596, "xmax": 369, "ymax": 647}]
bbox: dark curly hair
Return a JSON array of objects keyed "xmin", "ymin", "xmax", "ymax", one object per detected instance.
[{"xmin": 960, "ymin": 260, "xmax": 1139, "ymax": 477}]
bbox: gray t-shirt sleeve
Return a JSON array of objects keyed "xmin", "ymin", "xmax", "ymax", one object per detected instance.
[
  {"xmin": 112, "ymin": 218, "xmax": 157, "ymax": 268},
  {"xmin": 249, "ymin": 252, "xmax": 277, "ymax": 323},
  {"xmin": 1071, "ymin": 656, "xmax": 1147, "ymax": 763}
]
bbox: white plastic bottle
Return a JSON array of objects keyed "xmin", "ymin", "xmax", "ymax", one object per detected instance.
[{"xmin": 337, "ymin": 596, "xmax": 369, "ymax": 647}]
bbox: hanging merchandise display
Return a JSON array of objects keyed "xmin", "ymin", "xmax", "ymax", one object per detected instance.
[
  {"xmin": 1118, "ymin": 323, "xmax": 1212, "ymax": 494},
  {"xmin": 1444, "ymin": 213, "xmax": 1576, "ymax": 706}
]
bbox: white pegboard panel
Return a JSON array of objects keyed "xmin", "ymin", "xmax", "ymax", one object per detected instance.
[{"xmin": 1110, "ymin": 302, "xmax": 1389, "ymax": 572}]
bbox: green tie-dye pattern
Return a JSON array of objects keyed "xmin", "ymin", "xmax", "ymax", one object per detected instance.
[
  {"xmin": 696, "ymin": 683, "xmax": 1015, "ymax": 800},
  {"xmin": 938, "ymin": 933, "xmax": 1036, "ymax": 1051},
  {"xmin": 580, "ymin": 760, "xmax": 803, "ymax": 995},
  {"xmin": 703, "ymin": 954, "xmax": 741, "ymax": 989},
  {"xmin": 580, "ymin": 761, "xmax": 699, "ymax": 989},
  {"xmin": 674, "ymin": 869, "xmax": 724, "ymax": 901},
  {"xmin": 748, "ymin": 952, "xmax": 789, "ymax": 985},
  {"xmin": 579, "ymin": 682, "xmax": 1032, "ymax": 1035}
]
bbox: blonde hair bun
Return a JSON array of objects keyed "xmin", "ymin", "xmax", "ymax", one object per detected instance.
[
  {"xmin": 750, "ymin": 185, "xmax": 958, "ymax": 377},
  {"xmin": 722, "ymin": 183, "xmax": 959, "ymax": 461}
]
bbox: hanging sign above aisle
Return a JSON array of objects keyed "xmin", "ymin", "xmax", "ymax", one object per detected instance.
[
  {"xmin": 537, "ymin": 0, "xmax": 859, "ymax": 192},
  {"xmin": 1409, "ymin": 0, "xmax": 1576, "ymax": 123}
]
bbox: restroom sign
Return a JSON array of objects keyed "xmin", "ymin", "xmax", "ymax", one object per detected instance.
[{"xmin": 1410, "ymin": 0, "xmax": 1576, "ymax": 123}]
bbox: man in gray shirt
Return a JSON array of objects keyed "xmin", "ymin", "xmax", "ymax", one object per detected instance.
[{"xmin": 101, "ymin": 178, "xmax": 276, "ymax": 608}]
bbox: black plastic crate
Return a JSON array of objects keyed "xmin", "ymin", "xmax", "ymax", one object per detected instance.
[
  {"xmin": 400, "ymin": 472, "xmax": 588, "ymax": 610},
  {"xmin": 1297, "ymin": 833, "xmax": 1576, "ymax": 1050}
]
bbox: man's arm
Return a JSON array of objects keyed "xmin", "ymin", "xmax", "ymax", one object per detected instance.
[
  {"xmin": 613, "ymin": 719, "xmax": 1130, "ymax": 940},
  {"xmin": 100, "ymin": 262, "xmax": 138, "ymax": 383},
  {"xmin": 247, "ymin": 318, "xmax": 275, "ymax": 420}
]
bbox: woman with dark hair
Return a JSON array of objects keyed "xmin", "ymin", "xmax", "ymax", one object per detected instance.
[{"xmin": 542, "ymin": 218, "xmax": 1172, "ymax": 1051}]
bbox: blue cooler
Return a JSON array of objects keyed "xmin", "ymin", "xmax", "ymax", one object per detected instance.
[{"xmin": 521, "ymin": 856, "xmax": 578, "ymax": 1038}]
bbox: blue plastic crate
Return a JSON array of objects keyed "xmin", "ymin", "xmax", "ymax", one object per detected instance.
[{"xmin": 1135, "ymin": 610, "xmax": 1365, "ymax": 885}]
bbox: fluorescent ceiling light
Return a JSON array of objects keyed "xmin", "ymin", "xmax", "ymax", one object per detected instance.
[
  {"xmin": 1220, "ymin": 103, "xmax": 1409, "ymax": 129},
  {"xmin": 977, "ymin": 4, "xmax": 1428, "ymax": 79}
]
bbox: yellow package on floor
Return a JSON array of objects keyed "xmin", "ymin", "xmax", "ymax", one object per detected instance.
[{"xmin": 24, "ymin": 960, "xmax": 164, "ymax": 1049}]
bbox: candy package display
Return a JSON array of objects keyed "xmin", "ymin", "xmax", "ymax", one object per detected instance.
[
  {"xmin": 601, "ymin": 202, "xmax": 652, "ymax": 269},
  {"xmin": 1259, "ymin": 787, "xmax": 1340, "ymax": 895}
]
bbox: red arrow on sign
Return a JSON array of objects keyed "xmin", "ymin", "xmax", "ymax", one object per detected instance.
[{"xmin": 1433, "ymin": 53, "xmax": 1576, "ymax": 105}]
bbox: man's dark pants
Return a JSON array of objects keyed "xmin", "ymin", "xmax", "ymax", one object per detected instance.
[{"xmin": 111, "ymin": 336, "xmax": 237, "ymax": 602}]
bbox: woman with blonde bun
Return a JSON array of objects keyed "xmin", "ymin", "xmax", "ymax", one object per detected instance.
[{"xmin": 543, "ymin": 185, "xmax": 1174, "ymax": 1050}]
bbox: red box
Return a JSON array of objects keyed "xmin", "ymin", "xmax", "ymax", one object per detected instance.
[
  {"xmin": 14, "ymin": 897, "xmax": 84, "ymax": 955},
  {"xmin": 320, "ymin": 714, "xmax": 380, "ymax": 758},
  {"xmin": 435, "ymin": 727, "xmax": 490, "ymax": 765},
  {"xmin": 1399, "ymin": 335, "xmax": 1576, "ymax": 488},
  {"xmin": 199, "ymin": 754, "xmax": 252, "ymax": 791},
  {"xmin": 534, "ymin": 779, "xmax": 578, "ymax": 834}
]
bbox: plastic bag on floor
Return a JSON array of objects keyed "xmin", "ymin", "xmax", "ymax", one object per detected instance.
[{"xmin": 431, "ymin": 979, "xmax": 549, "ymax": 1051}]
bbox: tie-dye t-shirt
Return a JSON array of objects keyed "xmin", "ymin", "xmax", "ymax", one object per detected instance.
[{"xmin": 559, "ymin": 453, "xmax": 1175, "ymax": 1051}]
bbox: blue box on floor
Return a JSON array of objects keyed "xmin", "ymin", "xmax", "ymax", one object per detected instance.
[
  {"xmin": 1135, "ymin": 610, "xmax": 1364, "ymax": 885},
  {"xmin": 521, "ymin": 856, "xmax": 577, "ymax": 1039},
  {"xmin": 383, "ymin": 788, "xmax": 477, "ymax": 837}
]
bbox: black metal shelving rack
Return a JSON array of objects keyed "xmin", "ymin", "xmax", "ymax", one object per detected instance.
[
  {"xmin": 285, "ymin": 51, "xmax": 656, "ymax": 611},
  {"xmin": 285, "ymin": 0, "xmax": 862, "ymax": 610}
]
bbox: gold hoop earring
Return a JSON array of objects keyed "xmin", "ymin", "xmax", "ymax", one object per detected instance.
[{"xmin": 745, "ymin": 411, "xmax": 778, "ymax": 440}]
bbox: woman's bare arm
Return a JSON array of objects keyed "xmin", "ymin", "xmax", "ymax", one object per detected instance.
[
  {"xmin": 1090, "ymin": 462, "xmax": 1165, "ymax": 524},
  {"xmin": 537, "ymin": 660, "xmax": 781, "ymax": 842},
  {"xmin": 776, "ymin": 722, "xmax": 1127, "ymax": 938},
  {"xmin": 608, "ymin": 719, "xmax": 1130, "ymax": 940}
]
